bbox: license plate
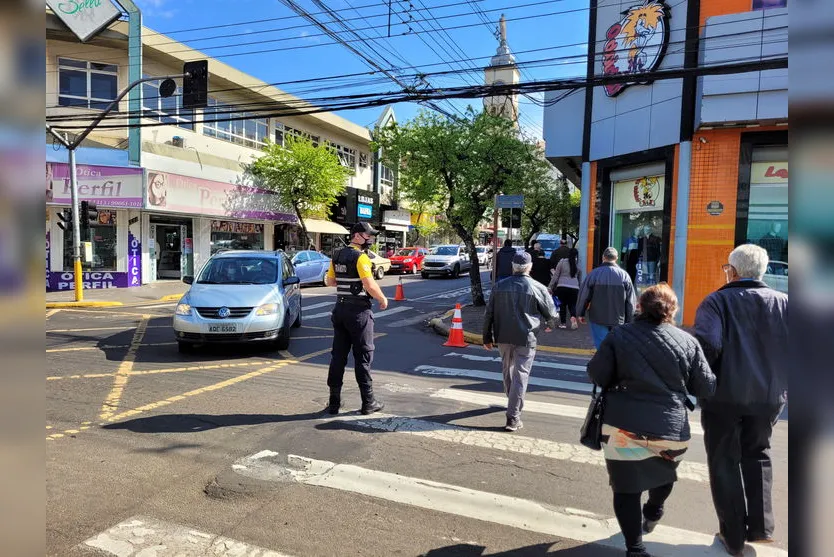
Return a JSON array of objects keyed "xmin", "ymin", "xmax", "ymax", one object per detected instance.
[{"xmin": 206, "ymin": 323, "xmax": 239, "ymax": 333}]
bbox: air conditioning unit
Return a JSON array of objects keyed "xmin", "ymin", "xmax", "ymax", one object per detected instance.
[{"xmin": 171, "ymin": 136, "xmax": 185, "ymax": 148}]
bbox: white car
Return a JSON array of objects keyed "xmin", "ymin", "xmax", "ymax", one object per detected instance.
[
  {"xmin": 173, "ymin": 250, "xmax": 302, "ymax": 353},
  {"xmin": 421, "ymin": 245, "xmax": 472, "ymax": 279},
  {"xmin": 476, "ymin": 246, "xmax": 493, "ymax": 266}
]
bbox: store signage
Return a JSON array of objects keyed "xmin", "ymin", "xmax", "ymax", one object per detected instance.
[
  {"xmin": 48, "ymin": 163, "xmax": 143, "ymax": 208},
  {"xmin": 706, "ymin": 200, "xmax": 724, "ymax": 216},
  {"xmin": 211, "ymin": 221, "xmax": 264, "ymax": 234},
  {"xmin": 751, "ymin": 162, "xmax": 788, "ymax": 184},
  {"xmin": 128, "ymin": 231, "xmax": 141, "ymax": 286},
  {"xmin": 47, "ymin": 271, "xmax": 131, "ymax": 291},
  {"xmin": 357, "ymin": 194, "xmax": 375, "ymax": 205},
  {"xmin": 603, "ymin": 1, "xmax": 671, "ymax": 97},
  {"xmin": 144, "ymin": 170, "xmax": 297, "ymax": 222},
  {"xmin": 46, "ymin": 0, "xmax": 123, "ymax": 43},
  {"xmin": 358, "ymin": 204, "xmax": 373, "ymax": 218},
  {"xmin": 614, "ymin": 175, "xmax": 665, "ymax": 212},
  {"xmin": 383, "ymin": 209, "xmax": 411, "ymax": 227}
]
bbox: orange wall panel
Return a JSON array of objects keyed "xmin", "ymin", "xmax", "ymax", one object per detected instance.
[
  {"xmin": 700, "ymin": 0, "xmax": 752, "ymax": 27},
  {"xmin": 586, "ymin": 162, "xmax": 598, "ymax": 269}
]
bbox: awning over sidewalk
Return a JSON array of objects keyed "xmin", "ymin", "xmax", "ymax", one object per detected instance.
[
  {"xmin": 304, "ymin": 219, "xmax": 349, "ymax": 235},
  {"xmin": 381, "ymin": 223, "xmax": 409, "ymax": 232}
]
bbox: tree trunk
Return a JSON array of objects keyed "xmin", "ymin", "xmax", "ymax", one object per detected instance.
[
  {"xmin": 414, "ymin": 210, "xmax": 424, "ymax": 245},
  {"xmin": 451, "ymin": 222, "xmax": 485, "ymax": 306},
  {"xmin": 294, "ymin": 203, "xmax": 313, "ymax": 250}
]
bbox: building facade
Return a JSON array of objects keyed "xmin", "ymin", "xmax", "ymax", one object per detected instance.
[
  {"xmin": 543, "ymin": 0, "xmax": 787, "ymax": 324},
  {"xmin": 46, "ymin": 12, "xmax": 386, "ymax": 291}
]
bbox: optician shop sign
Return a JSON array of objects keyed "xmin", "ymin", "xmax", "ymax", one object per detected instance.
[
  {"xmin": 46, "ymin": 0, "xmax": 123, "ymax": 43},
  {"xmin": 47, "ymin": 162, "xmax": 143, "ymax": 208},
  {"xmin": 144, "ymin": 170, "xmax": 297, "ymax": 222}
]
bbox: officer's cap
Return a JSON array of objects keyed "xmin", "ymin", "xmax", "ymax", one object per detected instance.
[{"xmin": 351, "ymin": 222, "xmax": 379, "ymax": 236}]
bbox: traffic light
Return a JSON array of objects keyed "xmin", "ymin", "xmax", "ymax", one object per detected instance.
[
  {"xmin": 56, "ymin": 208, "xmax": 72, "ymax": 231},
  {"xmin": 80, "ymin": 201, "xmax": 98, "ymax": 237},
  {"xmin": 182, "ymin": 60, "xmax": 208, "ymax": 109},
  {"xmin": 501, "ymin": 208, "xmax": 521, "ymax": 228}
]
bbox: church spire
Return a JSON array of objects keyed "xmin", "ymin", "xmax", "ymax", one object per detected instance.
[{"xmin": 490, "ymin": 13, "xmax": 516, "ymax": 67}]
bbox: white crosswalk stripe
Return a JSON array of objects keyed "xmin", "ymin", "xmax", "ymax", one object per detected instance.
[
  {"xmin": 445, "ymin": 351, "xmax": 588, "ymax": 372},
  {"xmin": 306, "ymin": 305, "xmax": 413, "ymax": 320},
  {"xmin": 415, "ymin": 364, "xmax": 595, "ymax": 394},
  {"xmin": 302, "ymin": 301, "xmax": 334, "ymax": 311},
  {"xmin": 231, "ymin": 452, "xmax": 787, "ymax": 557}
]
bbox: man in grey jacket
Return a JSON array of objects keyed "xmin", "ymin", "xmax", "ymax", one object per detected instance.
[
  {"xmin": 483, "ymin": 251, "xmax": 557, "ymax": 432},
  {"xmin": 576, "ymin": 247, "xmax": 636, "ymax": 348},
  {"xmin": 694, "ymin": 244, "xmax": 788, "ymax": 556}
]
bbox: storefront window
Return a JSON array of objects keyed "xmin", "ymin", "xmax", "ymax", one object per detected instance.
[
  {"xmin": 610, "ymin": 175, "xmax": 665, "ymax": 290},
  {"xmin": 63, "ymin": 210, "xmax": 117, "ymax": 271},
  {"xmin": 744, "ymin": 148, "xmax": 788, "ymax": 293},
  {"xmin": 210, "ymin": 221, "xmax": 264, "ymax": 254}
]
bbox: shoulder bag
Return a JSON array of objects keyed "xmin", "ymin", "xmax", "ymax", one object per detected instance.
[{"xmin": 580, "ymin": 384, "xmax": 606, "ymax": 451}]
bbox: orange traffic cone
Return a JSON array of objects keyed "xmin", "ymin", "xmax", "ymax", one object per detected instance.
[
  {"xmin": 443, "ymin": 303, "xmax": 468, "ymax": 347},
  {"xmin": 394, "ymin": 276, "xmax": 406, "ymax": 301}
]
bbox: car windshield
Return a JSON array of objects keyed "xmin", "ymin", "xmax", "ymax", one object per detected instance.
[
  {"xmin": 476, "ymin": 247, "xmax": 488, "ymax": 253},
  {"xmin": 537, "ymin": 240, "xmax": 559, "ymax": 251},
  {"xmin": 397, "ymin": 249, "xmax": 417, "ymax": 256},
  {"xmin": 197, "ymin": 257, "xmax": 278, "ymax": 285},
  {"xmin": 435, "ymin": 246, "xmax": 459, "ymax": 256}
]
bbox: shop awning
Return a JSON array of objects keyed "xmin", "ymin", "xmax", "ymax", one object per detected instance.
[
  {"xmin": 304, "ymin": 219, "xmax": 349, "ymax": 235},
  {"xmin": 381, "ymin": 223, "xmax": 409, "ymax": 232}
]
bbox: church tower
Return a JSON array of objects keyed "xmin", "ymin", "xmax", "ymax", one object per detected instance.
[{"xmin": 484, "ymin": 14, "xmax": 520, "ymax": 123}]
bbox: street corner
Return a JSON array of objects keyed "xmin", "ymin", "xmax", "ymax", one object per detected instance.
[{"xmin": 157, "ymin": 294, "xmax": 184, "ymax": 302}]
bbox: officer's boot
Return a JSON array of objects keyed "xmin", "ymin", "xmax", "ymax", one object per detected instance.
[
  {"xmin": 327, "ymin": 387, "xmax": 343, "ymax": 415},
  {"xmin": 360, "ymin": 386, "xmax": 384, "ymax": 415}
]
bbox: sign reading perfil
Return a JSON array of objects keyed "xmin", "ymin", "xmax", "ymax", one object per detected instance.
[{"xmin": 46, "ymin": 0, "xmax": 123, "ymax": 43}]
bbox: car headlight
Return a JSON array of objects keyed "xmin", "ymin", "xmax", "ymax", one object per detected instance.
[
  {"xmin": 175, "ymin": 303, "xmax": 192, "ymax": 316},
  {"xmin": 256, "ymin": 303, "xmax": 279, "ymax": 316},
  {"xmin": 404, "ymin": 258, "xmax": 413, "ymax": 263}
]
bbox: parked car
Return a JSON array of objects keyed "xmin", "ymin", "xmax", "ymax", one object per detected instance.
[
  {"xmin": 475, "ymin": 245, "xmax": 493, "ymax": 266},
  {"xmin": 389, "ymin": 247, "xmax": 428, "ymax": 274},
  {"xmin": 764, "ymin": 260, "xmax": 788, "ymax": 293},
  {"xmin": 173, "ymin": 250, "xmax": 302, "ymax": 353},
  {"xmin": 290, "ymin": 250, "xmax": 331, "ymax": 285},
  {"xmin": 533, "ymin": 233, "xmax": 562, "ymax": 259},
  {"xmin": 366, "ymin": 250, "xmax": 392, "ymax": 279},
  {"xmin": 421, "ymin": 244, "xmax": 472, "ymax": 279}
]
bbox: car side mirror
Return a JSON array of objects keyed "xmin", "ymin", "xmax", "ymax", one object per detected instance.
[
  {"xmin": 284, "ymin": 276, "xmax": 301, "ymax": 286},
  {"xmin": 183, "ymin": 276, "xmax": 194, "ymax": 285}
]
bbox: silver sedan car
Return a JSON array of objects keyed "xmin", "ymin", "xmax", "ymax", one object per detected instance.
[{"xmin": 173, "ymin": 250, "xmax": 302, "ymax": 353}]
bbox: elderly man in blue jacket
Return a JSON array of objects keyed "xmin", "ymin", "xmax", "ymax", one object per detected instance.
[{"xmin": 483, "ymin": 251, "xmax": 557, "ymax": 432}]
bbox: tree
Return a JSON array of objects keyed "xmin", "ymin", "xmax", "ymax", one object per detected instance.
[
  {"xmin": 375, "ymin": 109, "xmax": 540, "ymax": 306},
  {"xmin": 399, "ymin": 172, "xmax": 443, "ymax": 246},
  {"xmin": 248, "ymin": 135, "xmax": 351, "ymax": 249}
]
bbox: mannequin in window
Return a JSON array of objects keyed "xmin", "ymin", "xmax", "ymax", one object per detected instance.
[
  {"xmin": 757, "ymin": 222, "xmax": 787, "ymax": 262},
  {"xmin": 641, "ymin": 225, "xmax": 662, "ymax": 285},
  {"xmin": 623, "ymin": 227, "xmax": 641, "ymax": 284}
]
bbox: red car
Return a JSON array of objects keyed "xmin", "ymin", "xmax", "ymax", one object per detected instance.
[{"xmin": 389, "ymin": 246, "xmax": 429, "ymax": 274}]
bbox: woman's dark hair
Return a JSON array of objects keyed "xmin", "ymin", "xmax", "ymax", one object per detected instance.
[
  {"xmin": 568, "ymin": 248, "xmax": 579, "ymax": 278},
  {"xmin": 637, "ymin": 283, "xmax": 679, "ymax": 324}
]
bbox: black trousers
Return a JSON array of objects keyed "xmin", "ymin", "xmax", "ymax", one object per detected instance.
[
  {"xmin": 702, "ymin": 407, "xmax": 779, "ymax": 552},
  {"xmin": 612, "ymin": 483, "xmax": 674, "ymax": 553},
  {"xmin": 554, "ymin": 286, "xmax": 578, "ymax": 324},
  {"xmin": 327, "ymin": 301, "xmax": 375, "ymax": 393}
]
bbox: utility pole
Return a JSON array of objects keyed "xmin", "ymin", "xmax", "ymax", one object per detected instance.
[{"xmin": 46, "ymin": 69, "xmax": 201, "ymax": 301}]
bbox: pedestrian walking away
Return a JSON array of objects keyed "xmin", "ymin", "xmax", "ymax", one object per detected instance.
[
  {"xmin": 587, "ymin": 284, "xmax": 716, "ymax": 557},
  {"xmin": 495, "ymin": 239, "xmax": 516, "ymax": 281},
  {"xmin": 694, "ymin": 244, "xmax": 788, "ymax": 556},
  {"xmin": 576, "ymin": 247, "xmax": 636, "ymax": 348},
  {"xmin": 548, "ymin": 247, "xmax": 582, "ymax": 329},
  {"xmin": 482, "ymin": 251, "xmax": 557, "ymax": 432},
  {"xmin": 324, "ymin": 222, "xmax": 389, "ymax": 416},
  {"xmin": 527, "ymin": 241, "xmax": 552, "ymax": 286},
  {"xmin": 549, "ymin": 238, "xmax": 570, "ymax": 269}
]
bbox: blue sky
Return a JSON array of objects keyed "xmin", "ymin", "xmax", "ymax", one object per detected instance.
[{"xmin": 133, "ymin": 0, "xmax": 590, "ymax": 138}]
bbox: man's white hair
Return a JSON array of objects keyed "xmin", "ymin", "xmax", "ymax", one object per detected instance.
[
  {"xmin": 728, "ymin": 243, "xmax": 769, "ymax": 280},
  {"xmin": 512, "ymin": 262, "xmax": 533, "ymax": 275},
  {"xmin": 603, "ymin": 247, "xmax": 618, "ymax": 261}
]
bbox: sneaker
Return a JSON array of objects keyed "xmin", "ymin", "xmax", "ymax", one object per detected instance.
[
  {"xmin": 504, "ymin": 418, "xmax": 523, "ymax": 432},
  {"xmin": 558, "ymin": 323, "xmax": 567, "ymax": 329},
  {"xmin": 642, "ymin": 518, "xmax": 659, "ymax": 534},
  {"xmin": 570, "ymin": 317, "xmax": 578, "ymax": 330},
  {"xmin": 716, "ymin": 533, "xmax": 744, "ymax": 556}
]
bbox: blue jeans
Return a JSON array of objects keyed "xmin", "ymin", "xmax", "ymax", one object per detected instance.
[{"xmin": 589, "ymin": 322, "xmax": 614, "ymax": 349}]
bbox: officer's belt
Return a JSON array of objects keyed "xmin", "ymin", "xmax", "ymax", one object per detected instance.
[{"xmin": 336, "ymin": 295, "xmax": 372, "ymax": 307}]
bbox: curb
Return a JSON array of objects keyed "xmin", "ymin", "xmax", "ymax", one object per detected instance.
[
  {"xmin": 429, "ymin": 311, "xmax": 596, "ymax": 356},
  {"xmin": 46, "ymin": 301, "xmax": 124, "ymax": 308}
]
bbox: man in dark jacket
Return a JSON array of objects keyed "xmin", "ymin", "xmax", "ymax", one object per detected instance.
[
  {"xmin": 576, "ymin": 247, "xmax": 636, "ymax": 348},
  {"xmin": 549, "ymin": 238, "xmax": 571, "ymax": 269},
  {"xmin": 694, "ymin": 244, "xmax": 788, "ymax": 556},
  {"xmin": 495, "ymin": 239, "xmax": 516, "ymax": 280},
  {"xmin": 483, "ymin": 251, "xmax": 557, "ymax": 432}
]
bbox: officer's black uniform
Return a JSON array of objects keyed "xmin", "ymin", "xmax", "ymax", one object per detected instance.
[{"xmin": 327, "ymin": 244, "xmax": 384, "ymax": 415}]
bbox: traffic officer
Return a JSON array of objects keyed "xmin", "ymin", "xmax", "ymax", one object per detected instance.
[{"xmin": 324, "ymin": 222, "xmax": 388, "ymax": 415}]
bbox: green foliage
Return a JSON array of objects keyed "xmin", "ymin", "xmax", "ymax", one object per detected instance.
[{"xmin": 248, "ymin": 135, "xmax": 350, "ymax": 247}]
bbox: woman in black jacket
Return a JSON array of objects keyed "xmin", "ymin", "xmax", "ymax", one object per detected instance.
[{"xmin": 586, "ymin": 283, "xmax": 716, "ymax": 557}]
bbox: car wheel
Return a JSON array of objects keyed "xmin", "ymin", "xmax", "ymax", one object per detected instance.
[
  {"xmin": 421, "ymin": 271, "xmax": 429, "ymax": 279},
  {"xmin": 292, "ymin": 304, "xmax": 302, "ymax": 328},
  {"xmin": 274, "ymin": 313, "xmax": 291, "ymax": 350},
  {"xmin": 451, "ymin": 264, "xmax": 460, "ymax": 279},
  {"xmin": 411, "ymin": 264, "xmax": 418, "ymax": 275},
  {"xmin": 375, "ymin": 266, "xmax": 385, "ymax": 280},
  {"xmin": 177, "ymin": 341, "xmax": 193, "ymax": 354}
]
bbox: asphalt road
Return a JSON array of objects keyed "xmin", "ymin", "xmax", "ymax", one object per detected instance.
[{"xmin": 46, "ymin": 272, "xmax": 789, "ymax": 557}]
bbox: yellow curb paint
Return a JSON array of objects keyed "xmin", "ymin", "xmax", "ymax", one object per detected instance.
[
  {"xmin": 537, "ymin": 345, "xmax": 596, "ymax": 356},
  {"xmin": 126, "ymin": 361, "xmax": 271, "ymax": 377},
  {"xmin": 46, "ymin": 301, "xmax": 124, "ymax": 308},
  {"xmin": 99, "ymin": 315, "xmax": 150, "ymax": 421},
  {"xmin": 46, "ymin": 342, "xmax": 178, "ymax": 353},
  {"xmin": 157, "ymin": 294, "xmax": 184, "ymax": 302},
  {"xmin": 45, "ymin": 425, "xmax": 53, "ymax": 430},
  {"xmin": 57, "ymin": 308, "xmax": 164, "ymax": 318},
  {"xmin": 48, "ymin": 325, "xmax": 168, "ymax": 333}
]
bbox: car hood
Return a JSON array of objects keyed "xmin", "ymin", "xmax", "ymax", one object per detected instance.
[
  {"xmin": 424, "ymin": 254, "xmax": 457, "ymax": 262},
  {"xmin": 185, "ymin": 283, "xmax": 281, "ymax": 308},
  {"xmin": 390, "ymin": 254, "xmax": 417, "ymax": 261}
]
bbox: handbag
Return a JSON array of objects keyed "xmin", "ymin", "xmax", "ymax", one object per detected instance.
[{"xmin": 580, "ymin": 384, "xmax": 606, "ymax": 451}]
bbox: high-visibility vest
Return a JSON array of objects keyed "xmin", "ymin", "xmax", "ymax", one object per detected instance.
[{"xmin": 333, "ymin": 247, "xmax": 371, "ymax": 300}]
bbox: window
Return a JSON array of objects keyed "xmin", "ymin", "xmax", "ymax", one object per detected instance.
[
  {"xmin": 203, "ymin": 97, "xmax": 269, "ymax": 148},
  {"xmin": 294, "ymin": 252, "xmax": 310, "ymax": 264},
  {"xmin": 197, "ymin": 257, "xmax": 278, "ymax": 285},
  {"xmin": 63, "ymin": 210, "xmax": 117, "ymax": 271},
  {"xmin": 142, "ymin": 76, "xmax": 194, "ymax": 130},
  {"xmin": 611, "ymin": 175, "xmax": 665, "ymax": 290},
  {"xmin": 330, "ymin": 142, "xmax": 356, "ymax": 173},
  {"xmin": 58, "ymin": 58, "xmax": 118, "ymax": 109},
  {"xmin": 359, "ymin": 152, "xmax": 369, "ymax": 168},
  {"xmin": 274, "ymin": 123, "xmax": 319, "ymax": 147},
  {"xmin": 282, "ymin": 257, "xmax": 293, "ymax": 281},
  {"xmin": 381, "ymin": 165, "xmax": 395, "ymax": 189}
]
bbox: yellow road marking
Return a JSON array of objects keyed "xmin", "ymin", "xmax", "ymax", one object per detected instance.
[
  {"xmin": 99, "ymin": 315, "xmax": 150, "ymax": 421},
  {"xmin": 47, "ymin": 372, "xmax": 114, "ymax": 381},
  {"xmin": 46, "ymin": 360, "xmax": 273, "ymax": 381},
  {"xmin": 46, "ymin": 342, "xmax": 177, "ymax": 353},
  {"xmin": 48, "ymin": 325, "xmax": 168, "ymax": 333},
  {"xmin": 46, "ymin": 309, "xmax": 60, "ymax": 319},
  {"xmin": 57, "ymin": 308, "xmax": 166, "ymax": 318},
  {"xmin": 537, "ymin": 345, "xmax": 596, "ymax": 356}
]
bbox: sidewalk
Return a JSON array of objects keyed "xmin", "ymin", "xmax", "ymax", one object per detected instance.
[
  {"xmin": 46, "ymin": 281, "xmax": 188, "ymax": 307},
  {"xmin": 429, "ymin": 304, "xmax": 597, "ymax": 356}
]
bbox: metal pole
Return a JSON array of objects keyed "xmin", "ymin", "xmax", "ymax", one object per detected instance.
[
  {"xmin": 491, "ymin": 199, "xmax": 499, "ymax": 284},
  {"xmin": 68, "ymin": 147, "xmax": 83, "ymax": 302}
]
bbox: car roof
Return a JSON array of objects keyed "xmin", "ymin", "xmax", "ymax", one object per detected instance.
[{"xmin": 212, "ymin": 250, "xmax": 281, "ymax": 259}]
